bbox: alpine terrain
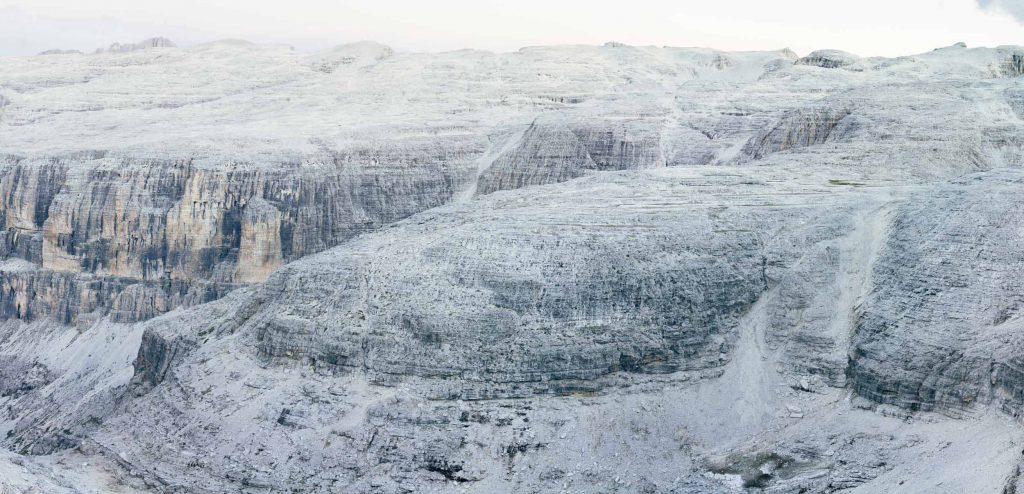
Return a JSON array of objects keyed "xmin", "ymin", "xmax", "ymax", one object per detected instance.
[{"xmin": 0, "ymin": 38, "xmax": 1023, "ymax": 492}]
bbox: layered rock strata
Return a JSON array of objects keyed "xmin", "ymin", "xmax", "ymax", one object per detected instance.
[{"xmin": 0, "ymin": 42, "xmax": 1022, "ymax": 493}]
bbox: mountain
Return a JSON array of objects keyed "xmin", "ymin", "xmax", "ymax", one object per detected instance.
[{"xmin": 0, "ymin": 40, "xmax": 1022, "ymax": 492}]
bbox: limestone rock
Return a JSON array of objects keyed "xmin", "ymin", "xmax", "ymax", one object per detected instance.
[
  {"xmin": 1007, "ymin": 52, "xmax": 1024, "ymax": 77},
  {"xmin": 0, "ymin": 42, "xmax": 1022, "ymax": 493},
  {"xmin": 96, "ymin": 37, "xmax": 177, "ymax": 54},
  {"xmin": 244, "ymin": 169, "xmax": 860, "ymax": 398},
  {"xmin": 739, "ymin": 106, "xmax": 853, "ymax": 160},
  {"xmin": 796, "ymin": 49, "xmax": 861, "ymax": 69},
  {"xmin": 849, "ymin": 170, "xmax": 1024, "ymax": 417}
]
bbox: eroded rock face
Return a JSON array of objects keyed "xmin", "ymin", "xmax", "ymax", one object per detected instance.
[
  {"xmin": 1005, "ymin": 52, "xmax": 1024, "ymax": 77},
  {"xmin": 97, "ymin": 37, "xmax": 177, "ymax": 54},
  {"xmin": 739, "ymin": 106, "xmax": 853, "ymax": 160},
  {"xmin": 476, "ymin": 114, "xmax": 666, "ymax": 195},
  {"xmin": 222, "ymin": 169, "xmax": 868, "ymax": 401},
  {"xmin": 0, "ymin": 41, "xmax": 1021, "ymax": 327},
  {"xmin": 0, "ymin": 267, "xmax": 229, "ymax": 325},
  {"xmin": 38, "ymin": 158, "xmax": 471, "ymax": 283},
  {"xmin": 1, "ymin": 42, "xmax": 1024, "ymax": 493},
  {"xmin": 0, "ymin": 156, "xmax": 471, "ymax": 323},
  {"xmin": 850, "ymin": 170, "xmax": 1024, "ymax": 417},
  {"xmin": 795, "ymin": 49, "xmax": 861, "ymax": 69}
]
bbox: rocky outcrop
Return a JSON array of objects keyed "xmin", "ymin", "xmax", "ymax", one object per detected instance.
[
  {"xmin": 0, "ymin": 355, "xmax": 53, "ymax": 399},
  {"xmin": 96, "ymin": 37, "xmax": 177, "ymax": 54},
  {"xmin": 0, "ymin": 156, "xmax": 472, "ymax": 323},
  {"xmin": 796, "ymin": 49, "xmax": 860, "ymax": 69},
  {"xmin": 739, "ymin": 106, "xmax": 853, "ymax": 160},
  {"xmin": 132, "ymin": 327, "xmax": 193, "ymax": 390},
  {"xmin": 1005, "ymin": 52, "xmax": 1024, "ymax": 77},
  {"xmin": 476, "ymin": 115, "xmax": 665, "ymax": 195}
]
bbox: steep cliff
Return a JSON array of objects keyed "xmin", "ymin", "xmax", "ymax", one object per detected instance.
[
  {"xmin": 850, "ymin": 170, "xmax": 1024, "ymax": 417},
  {"xmin": 0, "ymin": 156, "xmax": 472, "ymax": 323},
  {"xmin": 0, "ymin": 42, "xmax": 1021, "ymax": 326}
]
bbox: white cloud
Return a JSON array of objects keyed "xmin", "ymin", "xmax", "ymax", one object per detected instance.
[{"xmin": 977, "ymin": 0, "xmax": 1024, "ymax": 22}]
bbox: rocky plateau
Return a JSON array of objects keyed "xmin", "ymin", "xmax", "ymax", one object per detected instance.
[{"xmin": 0, "ymin": 38, "xmax": 1022, "ymax": 492}]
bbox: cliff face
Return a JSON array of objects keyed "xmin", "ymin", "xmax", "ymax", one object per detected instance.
[
  {"xmin": 1, "ymin": 42, "xmax": 1024, "ymax": 493},
  {"xmin": 0, "ymin": 41, "xmax": 1020, "ymax": 327},
  {"xmin": 64, "ymin": 166, "xmax": 1024, "ymax": 494},
  {"xmin": 475, "ymin": 113, "xmax": 667, "ymax": 195},
  {"xmin": 0, "ymin": 156, "xmax": 472, "ymax": 323},
  {"xmin": 245, "ymin": 171, "xmax": 859, "ymax": 399},
  {"xmin": 849, "ymin": 170, "xmax": 1024, "ymax": 417},
  {"xmin": 38, "ymin": 158, "xmax": 471, "ymax": 282}
]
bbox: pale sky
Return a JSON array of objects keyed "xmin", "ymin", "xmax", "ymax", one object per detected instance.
[{"xmin": 0, "ymin": 0, "xmax": 1021, "ymax": 57}]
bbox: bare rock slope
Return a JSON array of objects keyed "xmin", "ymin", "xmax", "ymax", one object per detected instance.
[{"xmin": 0, "ymin": 40, "xmax": 1023, "ymax": 493}]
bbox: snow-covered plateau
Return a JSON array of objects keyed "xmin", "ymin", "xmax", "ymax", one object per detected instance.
[{"xmin": 0, "ymin": 38, "xmax": 1023, "ymax": 492}]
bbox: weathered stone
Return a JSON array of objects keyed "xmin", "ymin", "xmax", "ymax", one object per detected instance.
[
  {"xmin": 849, "ymin": 170, "xmax": 1024, "ymax": 417},
  {"xmin": 0, "ymin": 41, "xmax": 1022, "ymax": 494},
  {"xmin": 795, "ymin": 49, "xmax": 861, "ymax": 69}
]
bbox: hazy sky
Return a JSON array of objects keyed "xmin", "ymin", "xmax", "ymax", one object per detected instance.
[{"xmin": 0, "ymin": 0, "xmax": 1021, "ymax": 57}]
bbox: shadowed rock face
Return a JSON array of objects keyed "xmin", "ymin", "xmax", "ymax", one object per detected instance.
[
  {"xmin": 476, "ymin": 115, "xmax": 666, "ymax": 195},
  {"xmin": 850, "ymin": 170, "xmax": 1024, "ymax": 417},
  {"xmin": 0, "ymin": 267, "xmax": 229, "ymax": 324},
  {"xmin": 739, "ymin": 106, "xmax": 853, "ymax": 160},
  {"xmin": 1006, "ymin": 52, "xmax": 1024, "ymax": 77},
  {"xmin": 217, "ymin": 170, "xmax": 869, "ymax": 400}
]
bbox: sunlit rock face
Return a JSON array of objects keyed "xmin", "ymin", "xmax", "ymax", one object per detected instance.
[
  {"xmin": 1, "ymin": 41, "xmax": 1024, "ymax": 493},
  {"xmin": 0, "ymin": 156, "xmax": 471, "ymax": 323}
]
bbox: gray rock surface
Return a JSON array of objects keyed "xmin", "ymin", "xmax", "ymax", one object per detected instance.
[
  {"xmin": 96, "ymin": 37, "xmax": 177, "ymax": 54},
  {"xmin": 850, "ymin": 170, "xmax": 1024, "ymax": 417},
  {"xmin": 0, "ymin": 41, "xmax": 1022, "ymax": 493}
]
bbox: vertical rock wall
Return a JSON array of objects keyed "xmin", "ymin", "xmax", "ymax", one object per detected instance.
[{"xmin": 0, "ymin": 155, "xmax": 474, "ymax": 324}]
